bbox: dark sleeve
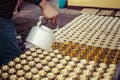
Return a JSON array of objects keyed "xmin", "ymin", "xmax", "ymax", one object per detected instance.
[{"xmin": 34, "ymin": 0, "xmax": 42, "ymax": 5}]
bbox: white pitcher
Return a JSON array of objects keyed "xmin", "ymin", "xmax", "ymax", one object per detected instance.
[{"xmin": 26, "ymin": 16, "xmax": 59, "ymax": 51}]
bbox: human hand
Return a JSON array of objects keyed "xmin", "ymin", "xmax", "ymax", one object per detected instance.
[{"xmin": 39, "ymin": 0, "xmax": 59, "ymax": 24}]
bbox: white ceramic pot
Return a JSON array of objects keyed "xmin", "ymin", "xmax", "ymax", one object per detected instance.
[{"xmin": 26, "ymin": 16, "xmax": 59, "ymax": 51}]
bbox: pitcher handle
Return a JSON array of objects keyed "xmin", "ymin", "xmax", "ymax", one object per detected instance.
[{"xmin": 37, "ymin": 16, "xmax": 44, "ymax": 27}]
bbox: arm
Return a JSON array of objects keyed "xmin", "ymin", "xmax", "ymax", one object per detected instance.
[{"xmin": 34, "ymin": 0, "xmax": 59, "ymax": 24}]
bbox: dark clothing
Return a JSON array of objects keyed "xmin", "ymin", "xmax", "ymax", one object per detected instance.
[
  {"xmin": 0, "ymin": 0, "xmax": 41, "ymax": 65},
  {"xmin": 0, "ymin": 0, "xmax": 20, "ymax": 65},
  {"xmin": 0, "ymin": 0, "xmax": 17, "ymax": 18},
  {"xmin": 0, "ymin": 17, "xmax": 21, "ymax": 65}
]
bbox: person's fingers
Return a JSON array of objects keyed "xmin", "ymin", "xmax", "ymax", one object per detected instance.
[
  {"xmin": 52, "ymin": 15, "xmax": 58, "ymax": 24},
  {"xmin": 52, "ymin": 19, "xmax": 55, "ymax": 24},
  {"xmin": 44, "ymin": 14, "xmax": 52, "ymax": 22},
  {"xmin": 52, "ymin": 11, "xmax": 59, "ymax": 24},
  {"xmin": 46, "ymin": 14, "xmax": 56, "ymax": 24}
]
